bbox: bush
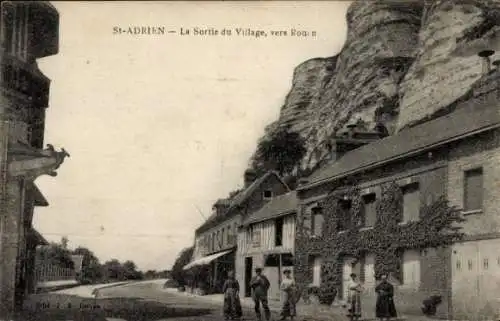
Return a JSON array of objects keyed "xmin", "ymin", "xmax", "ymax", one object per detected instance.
[
  {"xmin": 318, "ymin": 284, "xmax": 337, "ymax": 305},
  {"xmin": 422, "ymin": 295, "xmax": 442, "ymax": 316}
]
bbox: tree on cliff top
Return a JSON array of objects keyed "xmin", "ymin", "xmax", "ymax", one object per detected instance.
[{"xmin": 251, "ymin": 127, "xmax": 306, "ymax": 177}]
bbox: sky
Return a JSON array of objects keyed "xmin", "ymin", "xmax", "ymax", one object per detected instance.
[{"xmin": 33, "ymin": 1, "xmax": 351, "ymax": 271}]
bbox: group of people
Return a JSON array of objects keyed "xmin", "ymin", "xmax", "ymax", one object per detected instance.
[
  {"xmin": 222, "ymin": 267, "xmax": 297, "ymax": 321},
  {"xmin": 221, "ymin": 268, "xmax": 398, "ymax": 321},
  {"xmin": 346, "ymin": 272, "xmax": 398, "ymax": 321}
]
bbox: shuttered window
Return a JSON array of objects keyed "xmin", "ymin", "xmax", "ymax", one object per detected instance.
[
  {"xmin": 312, "ymin": 207, "xmax": 324, "ymax": 236},
  {"xmin": 362, "ymin": 193, "xmax": 377, "ymax": 227},
  {"xmin": 338, "ymin": 200, "xmax": 352, "ymax": 231},
  {"xmin": 275, "ymin": 217, "xmax": 284, "ymax": 246},
  {"xmin": 401, "ymin": 250, "xmax": 421, "ymax": 286},
  {"xmin": 402, "ymin": 183, "xmax": 420, "ymax": 223},
  {"xmin": 464, "ymin": 168, "xmax": 483, "ymax": 212},
  {"xmin": 308, "ymin": 255, "xmax": 322, "ymax": 286}
]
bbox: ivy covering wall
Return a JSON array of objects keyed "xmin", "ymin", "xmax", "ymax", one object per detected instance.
[{"xmin": 295, "ymin": 180, "xmax": 465, "ymax": 302}]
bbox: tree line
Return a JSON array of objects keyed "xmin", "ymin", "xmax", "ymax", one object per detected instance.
[{"xmin": 37, "ymin": 237, "xmax": 170, "ymax": 284}]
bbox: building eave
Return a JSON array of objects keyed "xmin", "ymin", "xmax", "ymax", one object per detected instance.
[
  {"xmin": 242, "ymin": 209, "xmax": 296, "ymax": 227},
  {"xmin": 298, "ymin": 123, "xmax": 500, "ymax": 192}
]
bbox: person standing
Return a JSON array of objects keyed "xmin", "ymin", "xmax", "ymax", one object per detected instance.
[
  {"xmin": 250, "ymin": 267, "xmax": 271, "ymax": 321},
  {"xmin": 346, "ymin": 273, "xmax": 363, "ymax": 321},
  {"xmin": 222, "ymin": 270, "xmax": 243, "ymax": 321},
  {"xmin": 279, "ymin": 269, "xmax": 297, "ymax": 321},
  {"xmin": 375, "ymin": 274, "xmax": 397, "ymax": 321}
]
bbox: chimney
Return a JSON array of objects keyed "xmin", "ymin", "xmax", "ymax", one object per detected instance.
[
  {"xmin": 478, "ymin": 50, "xmax": 495, "ymax": 74},
  {"xmin": 244, "ymin": 169, "xmax": 257, "ymax": 188},
  {"xmin": 212, "ymin": 199, "xmax": 229, "ymax": 217}
]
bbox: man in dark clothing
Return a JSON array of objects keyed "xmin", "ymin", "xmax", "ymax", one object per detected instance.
[{"xmin": 250, "ymin": 267, "xmax": 271, "ymax": 321}]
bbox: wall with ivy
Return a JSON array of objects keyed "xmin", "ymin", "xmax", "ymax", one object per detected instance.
[{"xmin": 295, "ymin": 174, "xmax": 464, "ymax": 317}]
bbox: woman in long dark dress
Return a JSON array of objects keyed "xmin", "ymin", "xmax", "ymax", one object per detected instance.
[
  {"xmin": 222, "ymin": 270, "xmax": 243, "ymax": 320},
  {"xmin": 375, "ymin": 274, "xmax": 397, "ymax": 321}
]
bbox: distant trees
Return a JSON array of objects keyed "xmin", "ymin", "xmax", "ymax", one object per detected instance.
[
  {"xmin": 101, "ymin": 259, "xmax": 144, "ymax": 282},
  {"xmin": 171, "ymin": 246, "xmax": 194, "ymax": 287},
  {"xmin": 72, "ymin": 246, "xmax": 102, "ymax": 283},
  {"xmin": 143, "ymin": 269, "xmax": 171, "ymax": 280},
  {"xmin": 36, "ymin": 236, "xmax": 75, "ymax": 269},
  {"xmin": 36, "ymin": 236, "xmax": 146, "ymax": 284},
  {"xmin": 251, "ymin": 127, "xmax": 306, "ymax": 177}
]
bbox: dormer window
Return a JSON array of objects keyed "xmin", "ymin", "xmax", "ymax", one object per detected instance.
[{"xmin": 263, "ymin": 190, "xmax": 273, "ymax": 200}]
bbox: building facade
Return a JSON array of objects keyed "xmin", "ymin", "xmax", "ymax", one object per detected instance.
[
  {"xmin": 236, "ymin": 191, "xmax": 297, "ymax": 301},
  {"xmin": 295, "ymin": 68, "xmax": 500, "ymax": 319},
  {"xmin": 1, "ymin": 2, "xmax": 69, "ymax": 316},
  {"xmin": 185, "ymin": 170, "xmax": 290, "ymax": 294}
]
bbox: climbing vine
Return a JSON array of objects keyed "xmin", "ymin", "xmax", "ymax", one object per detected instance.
[{"xmin": 294, "ymin": 180, "xmax": 465, "ymax": 304}]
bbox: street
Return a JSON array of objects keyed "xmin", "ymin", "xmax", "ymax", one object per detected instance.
[{"xmin": 18, "ymin": 280, "xmax": 286, "ymax": 321}]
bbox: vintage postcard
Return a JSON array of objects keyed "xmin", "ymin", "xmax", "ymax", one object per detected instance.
[{"xmin": 1, "ymin": 0, "xmax": 499, "ymax": 320}]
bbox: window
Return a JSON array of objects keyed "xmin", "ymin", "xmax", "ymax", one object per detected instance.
[
  {"xmin": 464, "ymin": 168, "xmax": 483, "ymax": 212},
  {"xmin": 338, "ymin": 200, "xmax": 352, "ymax": 231},
  {"xmin": 364, "ymin": 254, "xmax": 376, "ymax": 285},
  {"xmin": 400, "ymin": 250, "xmax": 421, "ymax": 286},
  {"xmin": 217, "ymin": 231, "xmax": 221, "ymax": 248},
  {"xmin": 251, "ymin": 225, "xmax": 261, "ymax": 248},
  {"xmin": 212, "ymin": 233, "xmax": 216, "ymax": 251},
  {"xmin": 263, "ymin": 190, "xmax": 273, "ymax": 200},
  {"xmin": 484, "ymin": 258, "xmax": 489, "ymax": 270},
  {"xmin": 221, "ymin": 228, "xmax": 225, "ymax": 246},
  {"xmin": 402, "ymin": 183, "xmax": 420, "ymax": 223},
  {"xmin": 281, "ymin": 253, "xmax": 294, "ymax": 267},
  {"xmin": 264, "ymin": 254, "xmax": 280, "ymax": 267},
  {"xmin": 275, "ymin": 217, "xmax": 284, "ymax": 247},
  {"xmin": 311, "ymin": 207, "xmax": 324, "ymax": 236},
  {"xmin": 362, "ymin": 193, "xmax": 377, "ymax": 227},
  {"xmin": 227, "ymin": 225, "xmax": 233, "ymax": 244},
  {"xmin": 456, "ymin": 260, "xmax": 461, "ymax": 271},
  {"xmin": 309, "ymin": 255, "xmax": 322, "ymax": 286}
]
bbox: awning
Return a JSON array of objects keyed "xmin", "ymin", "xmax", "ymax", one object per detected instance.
[{"xmin": 183, "ymin": 249, "xmax": 232, "ymax": 270}]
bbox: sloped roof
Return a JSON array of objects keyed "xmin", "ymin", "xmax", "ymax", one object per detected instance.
[
  {"xmin": 300, "ymin": 89, "xmax": 500, "ymax": 190},
  {"xmin": 27, "ymin": 228, "xmax": 49, "ymax": 246},
  {"xmin": 227, "ymin": 171, "xmax": 288, "ymax": 211},
  {"xmin": 242, "ymin": 191, "xmax": 298, "ymax": 226},
  {"xmin": 31, "ymin": 184, "xmax": 49, "ymax": 206},
  {"xmin": 195, "ymin": 171, "xmax": 289, "ymax": 233}
]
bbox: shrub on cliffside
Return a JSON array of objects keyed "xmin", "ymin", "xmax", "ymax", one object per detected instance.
[{"xmin": 251, "ymin": 127, "xmax": 306, "ymax": 177}]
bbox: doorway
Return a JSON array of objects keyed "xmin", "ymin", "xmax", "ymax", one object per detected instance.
[
  {"xmin": 341, "ymin": 257, "xmax": 361, "ymax": 300},
  {"xmin": 245, "ymin": 257, "xmax": 253, "ymax": 297}
]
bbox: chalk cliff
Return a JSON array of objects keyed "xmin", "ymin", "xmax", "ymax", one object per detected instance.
[{"xmin": 252, "ymin": 0, "xmax": 500, "ymax": 172}]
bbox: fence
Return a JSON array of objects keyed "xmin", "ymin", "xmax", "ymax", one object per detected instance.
[{"xmin": 35, "ymin": 262, "xmax": 76, "ymax": 283}]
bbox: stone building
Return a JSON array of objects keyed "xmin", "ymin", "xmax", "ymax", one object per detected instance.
[
  {"xmin": 1, "ymin": 1, "xmax": 69, "ymax": 316},
  {"xmin": 295, "ymin": 65, "xmax": 500, "ymax": 319},
  {"xmin": 236, "ymin": 190, "xmax": 297, "ymax": 301},
  {"xmin": 184, "ymin": 170, "xmax": 289, "ymax": 294}
]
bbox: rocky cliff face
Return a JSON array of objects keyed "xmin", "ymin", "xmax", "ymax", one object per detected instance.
[{"xmin": 254, "ymin": 0, "xmax": 500, "ymax": 172}]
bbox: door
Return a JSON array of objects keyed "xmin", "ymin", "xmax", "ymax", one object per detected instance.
[
  {"xmin": 245, "ymin": 257, "xmax": 253, "ymax": 297},
  {"xmin": 342, "ymin": 257, "xmax": 361, "ymax": 300}
]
